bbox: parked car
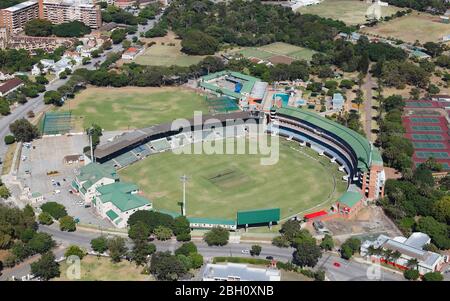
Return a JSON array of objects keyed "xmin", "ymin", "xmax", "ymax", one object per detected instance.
[
  {"xmin": 265, "ymin": 256, "xmax": 274, "ymax": 260},
  {"xmin": 241, "ymin": 250, "xmax": 250, "ymax": 254},
  {"xmin": 54, "ymin": 189, "xmax": 61, "ymax": 194}
]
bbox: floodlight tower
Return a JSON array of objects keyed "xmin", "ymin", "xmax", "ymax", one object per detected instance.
[
  {"xmin": 88, "ymin": 127, "xmax": 94, "ymax": 163},
  {"xmin": 180, "ymin": 175, "xmax": 188, "ymax": 216}
]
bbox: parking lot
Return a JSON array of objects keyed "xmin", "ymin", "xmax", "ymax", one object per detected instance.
[{"xmin": 17, "ymin": 134, "xmax": 111, "ymax": 227}]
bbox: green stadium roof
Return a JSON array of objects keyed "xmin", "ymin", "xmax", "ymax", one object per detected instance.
[
  {"xmin": 237, "ymin": 208, "xmax": 280, "ymax": 225},
  {"xmin": 188, "ymin": 217, "xmax": 236, "ymax": 226},
  {"xmin": 276, "ymin": 107, "xmax": 383, "ymax": 171},
  {"xmin": 77, "ymin": 163, "xmax": 119, "ymax": 189},
  {"xmin": 106, "ymin": 209, "xmax": 119, "ymax": 221},
  {"xmin": 97, "ymin": 182, "xmax": 151, "ymax": 212},
  {"xmin": 338, "ymin": 191, "xmax": 363, "ymax": 208}
]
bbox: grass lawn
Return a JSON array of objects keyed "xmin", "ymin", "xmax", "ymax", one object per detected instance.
[
  {"xmin": 361, "ymin": 12, "xmax": 450, "ymax": 43},
  {"xmin": 1, "ymin": 142, "xmax": 17, "ymax": 175},
  {"xmin": 232, "ymin": 42, "xmax": 316, "ymax": 63},
  {"xmin": 55, "ymin": 255, "xmax": 152, "ymax": 281},
  {"xmin": 297, "ymin": 0, "xmax": 404, "ymax": 25},
  {"xmin": 59, "ymin": 86, "xmax": 209, "ymax": 131},
  {"xmin": 136, "ymin": 31, "xmax": 205, "ymax": 67},
  {"xmin": 119, "ymin": 138, "xmax": 347, "ymax": 220}
]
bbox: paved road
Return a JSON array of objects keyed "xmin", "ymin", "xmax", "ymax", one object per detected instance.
[
  {"xmin": 0, "ymin": 15, "xmax": 161, "ymax": 163},
  {"xmin": 0, "ymin": 224, "xmax": 406, "ymax": 281}
]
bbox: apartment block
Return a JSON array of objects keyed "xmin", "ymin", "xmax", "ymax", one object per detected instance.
[{"xmin": 0, "ymin": 1, "xmax": 39, "ymax": 33}]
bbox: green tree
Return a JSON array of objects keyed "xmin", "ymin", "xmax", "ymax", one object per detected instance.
[
  {"xmin": 128, "ymin": 221, "xmax": 151, "ymax": 242},
  {"xmin": 52, "ymin": 21, "xmax": 91, "ymax": 38},
  {"xmin": 59, "ymin": 216, "xmax": 76, "ymax": 232},
  {"xmin": 64, "ymin": 245, "xmax": 86, "ymax": 259},
  {"xmin": 150, "ymin": 251, "xmax": 187, "ymax": 280},
  {"xmin": 153, "ymin": 226, "xmax": 173, "ymax": 241},
  {"xmin": 43, "ymin": 90, "xmax": 63, "ymax": 106},
  {"xmin": 107, "ymin": 236, "xmax": 127, "ymax": 262},
  {"xmin": 0, "ymin": 98, "xmax": 11, "ymax": 116},
  {"xmin": 0, "ymin": 186, "xmax": 11, "ymax": 199},
  {"xmin": 204, "ymin": 227, "xmax": 229, "ymax": 246},
  {"xmin": 24, "ymin": 19, "xmax": 53, "ymax": 37},
  {"xmin": 90, "ymin": 236, "xmax": 108, "ymax": 254},
  {"xmin": 320, "ymin": 234, "xmax": 334, "ymax": 251},
  {"xmin": 272, "ymin": 235, "xmax": 290, "ymax": 248},
  {"xmin": 38, "ymin": 212, "xmax": 53, "ymax": 225},
  {"xmin": 189, "ymin": 253, "xmax": 204, "ymax": 269},
  {"xmin": 128, "ymin": 210, "xmax": 174, "ymax": 232},
  {"xmin": 173, "ymin": 216, "xmax": 190, "ymax": 236},
  {"xmin": 30, "ymin": 252, "xmax": 60, "ymax": 280},
  {"xmin": 250, "ymin": 245, "xmax": 262, "ymax": 256},
  {"xmin": 433, "ymin": 196, "xmax": 450, "ymax": 223},
  {"xmin": 416, "ymin": 216, "xmax": 450, "ymax": 249},
  {"xmin": 175, "ymin": 242, "xmax": 197, "ymax": 257},
  {"xmin": 131, "ymin": 241, "xmax": 156, "ymax": 266},
  {"xmin": 9, "ymin": 118, "xmax": 39, "ymax": 142},
  {"xmin": 293, "ymin": 240, "xmax": 322, "ymax": 268},
  {"xmin": 35, "ymin": 75, "xmax": 49, "ymax": 85},
  {"xmin": 181, "ymin": 30, "xmax": 219, "ymax": 55},
  {"xmin": 403, "ymin": 269, "xmax": 419, "ymax": 281},
  {"xmin": 110, "ymin": 29, "xmax": 127, "ymax": 44},
  {"xmin": 280, "ymin": 219, "xmax": 302, "ymax": 242},
  {"xmin": 5, "ymin": 135, "xmax": 16, "ymax": 145},
  {"xmin": 423, "ymin": 272, "xmax": 443, "ymax": 281},
  {"xmin": 27, "ymin": 232, "xmax": 55, "ymax": 254}
]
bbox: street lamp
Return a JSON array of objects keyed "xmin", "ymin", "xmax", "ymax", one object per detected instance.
[{"xmin": 180, "ymin": 175, "xmax": 188, "ymax": 216}]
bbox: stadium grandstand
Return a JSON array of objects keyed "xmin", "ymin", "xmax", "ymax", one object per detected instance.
[
  {"xmin": 92, "ymin": 111, "xmax": 262, "ymax": 167},
  {"xmin": 402, "ymin": 100, "xmax": 450, "ymax": 170},
  {"xmin": 268, "ymin": 106, "xmax": 385, "ymax": 201}
]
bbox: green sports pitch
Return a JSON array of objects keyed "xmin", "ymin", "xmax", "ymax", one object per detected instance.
[{"xmin": 119, "ymin": 138, "xmax": 347, "ymax": 220}]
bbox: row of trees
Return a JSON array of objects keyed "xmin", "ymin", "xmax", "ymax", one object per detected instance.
[
  {"xmin": 0, "ymin": 46, "xmax": 66, "ymax": 73},
  {"xmin": 39, "ymin": 202, "xmax": 76, "ymax": 232},
  {"xmin": 380, "ymin": 162, "xmax": 450, "ymax": 249},
  {"xmin": 24, "ymin": 19, "xmax": 91, "ymax": 38}
]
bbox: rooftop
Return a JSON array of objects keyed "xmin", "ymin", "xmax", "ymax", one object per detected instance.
[
  {"xmin": 3, "ymin": 1, "xmax": 37, "ymax": 12},
  {"xmin": 276, "ymin": 107, "xmax": 383, "ymax": 170},
  {"xmin": 97, "ymin": 182, "xmax": 151, "ymax": 212},
  {"xmin": 203, "ymin": 263, "xmax": 280, "ymax": 281},
  {"xmin": 0, "ymin": 78, "xmax": 24, "ymax": 94},
  {"xmin": 188, "ymin": 217, "xmax": 236, "ymax": 226},
  {"xmin": 338, "ymin": 191, "xmax": 363, "ymax": 208},
  {"xmin": 77, "ymin": 163, "xmax": 119, "ymax": 186}
]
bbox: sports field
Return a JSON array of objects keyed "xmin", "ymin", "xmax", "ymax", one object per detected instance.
[
  {"xmin": 232, "ymin": 42, "xmax": 316, "ymax": 63},
  {"xmin": 135, "ymin": 32, "xmax": 206, "ymax": 67},
  {"xmin": 297, "ymin": 0, "xmax": 403, "ymax": 25},
  {"xmin": 119, "ymin": 138, "xmax": 347, "ymax": 220},
  {"xmin": 360, "ymin": 12, "xmax": 450, "ymax": 44},
  {"xmin": 60, "ymin": 87, "xmax": 209, "ymax": 131}
]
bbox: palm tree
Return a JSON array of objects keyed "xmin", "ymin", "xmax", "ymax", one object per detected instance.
[
  {"xmin": 391, "ymin": 251, "xmax": 401, "ymax": 265},
  {"xmin": 382, "ymin": 249, "xmax": 393, "ymax": 263},
  {"xmin": 407, "ymin": 258, "xmax": 419, "ymax": 270}
]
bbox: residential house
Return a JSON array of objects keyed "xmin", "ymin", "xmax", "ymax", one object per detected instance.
[{"xmin": 121, "ymin": 47, "xmax": 143, "ymax": 60}]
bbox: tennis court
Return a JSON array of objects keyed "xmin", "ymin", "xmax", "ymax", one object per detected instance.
[
  {"xmin": 410, "ymin": 117, "xmax": 440, "ymax": 123},
  {"xmin": 411, "ymin": 134, "xmax": 444, "ymax": 141},
  {"xmin": 412, "ymin": 142, "xmax": 446, "ymax": 149},
  {"xmin": 416, "ymin": 151, "xmax": 450, "ymax": 159},
  {"xmin": 411, "ymin": 126, "xmax": 443, "ymax": 132}
]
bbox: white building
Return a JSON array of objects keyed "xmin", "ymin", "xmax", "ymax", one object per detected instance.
[
  {"xmin": 121, "ymin": 47, "xmax": 143, "ymax": 60},
  {"xmin": 72, "ymin": 163, "xmax": 119, "ymax": 204},
  {"xmin": 291, "ymin": 0, "xmax": 322, "ymax": 10},
  {"xmin": 203, "ymin": 263, "xmax": 281, "ymax": 281},
  {"xmin": 32, "ymin": 59, "xmax": 56, "ymax": 75},
  {"xmin": 361, "ymin": 232, "xmax": 446, "ymax": 275},
  {"xmin": 92, "ymin": 182, "xmax": 152, "ymax": 228}
]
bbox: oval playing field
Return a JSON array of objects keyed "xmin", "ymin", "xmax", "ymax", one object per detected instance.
[{"xmin": 119, "ymin": 138, "xmax": 347, "ymax": 220}]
